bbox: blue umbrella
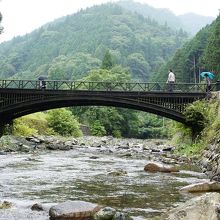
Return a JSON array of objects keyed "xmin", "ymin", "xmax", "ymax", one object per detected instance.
[{"xmin": 200, "ymin": 72, "xmax": 215, "ymax": 79}]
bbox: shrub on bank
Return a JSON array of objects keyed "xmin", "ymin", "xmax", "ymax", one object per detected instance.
[
  {"xmin": 47, "ymin": 108, "xmax": 82, "ymax": 137},
  {"xmin": 171, "ymin": 98, "xmax": 219, "ymax": 156},
  {"xmin": 13, "ymin": 112, "xmax": 54, "ymax": 136}
]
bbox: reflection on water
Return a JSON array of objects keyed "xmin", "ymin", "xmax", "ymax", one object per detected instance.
[{"xmin": 0, "ymin": 141, "xmax": 207, "ymax": 219}]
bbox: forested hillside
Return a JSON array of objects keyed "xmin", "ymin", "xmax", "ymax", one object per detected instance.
[
  {"xmin": 152, "ymin": 14, "xmax": 220, "ymax": 83},
  {"xmin": 1, "ymin": 3, "xmax": 217, "ymax": 139},
  {"xmin": 117, "ymin": 0, "xmax": 214, "ymax": 35},
  {"xmin": 0, "ymin": 3, "xmax": 188, "ymax": 81}
]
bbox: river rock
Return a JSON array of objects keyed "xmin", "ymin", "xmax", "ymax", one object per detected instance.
[
  {"xmin": 90, "ymin": 156, "xmax": 99, "ymax": 159},
  {"xmin": 180, "ymin": 181, "xmax": 220, "ymax": 192},
  {"xmin": 49, "ymin": 200, "xmax": 101, "ymax": 220},
  {"xmin": 19, "ymin": 144, "xmax": 30, "ymax": 152},
  {"xmin": 94, "ymin": 208, "xmax": 131, "ymax": 220},
  {"xmin": 94, "ymin": 207, "xmax": 116, "ymax": 220},
  {"xmin": 165, "ymin": 192, "xmax": 220, "ymax": 220},
  {"xmin": 58, "ymin": 144, "xmax": 71, "ymax": 151},
  {"xmin": 144, "ymin": 162, "xmax": 179, "ymax": 173},
  {"xmin": 46, "ymin": 144, "xmax": 59, "ymax": 150},
  {"xmin": 31, "ymin": 203, "xmax": 44, "ymax": 211},
  {"xmin": 27, "ymin": 137, "xmax": 42, "ymax": 144},
  {"xmin": 0, "ymin": 201, "xmax": 12, "ymax": 209},
  {"xmin": 113, "ymin": 211, "xmax": 131, "ymax": 220},
  {"xmin": 107, "ymin": 169, "xmax": 127, "ymax": 176}
]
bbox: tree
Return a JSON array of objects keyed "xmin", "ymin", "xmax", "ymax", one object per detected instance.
[
  {"xmin": 202, "ymin": 15, "xmax": 220, "ymax": 75},
  {"xmin": 184, "ymin": 101, "xmax": 209, "ymax": 139},
  {"xmin": 101, "ymin": 50, "xmax": 113, "ymax": 69},
  {"xmin": 127, "ymin": 53, "xmax": 150, "ymax": 81},
  {"xmin": 47, "ymin": 108, "xmax": 82, "ymax": 137}
]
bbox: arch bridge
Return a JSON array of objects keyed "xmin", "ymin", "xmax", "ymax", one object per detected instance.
[{"xmin": 0, "ymin": 79, "xmax": 215, "ymax": 129}]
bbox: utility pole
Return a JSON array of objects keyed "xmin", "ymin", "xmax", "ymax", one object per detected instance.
[{"xmin": 193, "ymin": 55, "xmax": 196, "ymax": 84}]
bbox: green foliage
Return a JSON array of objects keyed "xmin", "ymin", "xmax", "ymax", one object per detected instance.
[
  {"xmin": 0, "ymin": 3, "xmax": 188, "ymax": 81},
  {"xmin": 89, "ymin": 120, "xmax": 107, "ymax": 136},
  {"xmin": 12, "ymin": 112, "xmax": 54, "ymax": 136},
  {"xmin": 172, "ymin": 98, "xmax": 220, "ymax": 156},
  {"xmin": 13, "ymin": 122, "xmax": 38, "ymax": 137},
  {"xmin": 169, "ymin": 122, "xmax": 192, "ymax": 146},
  {"xmin": 82, "ymin": 65, "xmax": 131, "ymax": 82},
  {"xmin": 101, "ymin": 50, "xmax": 113, "ymax": 69},
  {"xmin": 184, "ymin": 100, "xmax": 209, "ymax": 138},
  {"xmin": 47, "ymin": 108, "xmax": 82, "ymax": 137},
  {"xmin": 127, "ymin": 53, "xmax": 150, "ymax": 80},
  {"xmin": 137, "ymin": 113, "xmax": 168, "ymax": 138},
  {"xmin": 70, "ymin": 64, "xmax": 168, "ymax": 139},
  {"xmin": 153, "ymin": 14, "xmax": 219, "ymax": 83},
  {"xmin": 202, "ymin": 15, "xmax": 220, "ymax": 75}
]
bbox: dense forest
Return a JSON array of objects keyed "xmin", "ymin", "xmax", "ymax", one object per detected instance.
[
  {"xmin": 0, "ymin": 3, "xmax": 188, "ymax": 81},
  {"xmin": 0, "ymin": 2, "xmax": 219, "ymax": 138}
]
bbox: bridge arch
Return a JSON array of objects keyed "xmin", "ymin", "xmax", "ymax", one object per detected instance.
[
  {"xmin": 0, "ymin": 80, "xmax": 208, "ymax": 127},
  {"xmin": 1, "ymin": 93, "xmax": 197, "ymax": 125}
]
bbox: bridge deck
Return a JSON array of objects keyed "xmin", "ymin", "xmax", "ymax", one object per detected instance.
[{"xmin": 0, "ymin": 80, "xmax": 213, "ymax": 126}]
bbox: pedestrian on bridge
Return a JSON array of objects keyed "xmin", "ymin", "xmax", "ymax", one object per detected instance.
[
  {"xmin": 204, "ymin": 73, "xmax": 211, "ymax": 92},
  {"xmin": 38, "ymin": 76, "xmax": 47, "ymax": 90},
  {"xmin": 167, "ymin": 69, "xmax": 175, "ymax": 92}
]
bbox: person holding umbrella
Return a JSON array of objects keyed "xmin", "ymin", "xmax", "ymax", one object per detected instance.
[
  {"xmin": 205, "ymin": 73, "xmax": 211, "ymax": 92},
  {"xmin": 200, "ymin": 71, "xmax": 215, "ymax": 93},
  {"xmin": 38, "ymin": 76, "xmax": 47, "ymax": 89}
]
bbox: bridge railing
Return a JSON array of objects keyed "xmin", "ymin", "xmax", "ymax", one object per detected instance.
[{"xmin": 0, "ymin": 80, "xmax": 213, "ymax": 92}]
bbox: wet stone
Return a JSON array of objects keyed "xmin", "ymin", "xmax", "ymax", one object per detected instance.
[
  {"xmin": 49, "ymin": 200, "xmax": 101, "ymax": 220},
  {"xmin": 31, "ymin": 203, "xmax": 44, "ymax": 211},
  {"xmin": 0, "ymin": 201, "xmax": 12, "ymax": 209}
]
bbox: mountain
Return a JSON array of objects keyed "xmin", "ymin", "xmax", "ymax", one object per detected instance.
[
  {"xmin": 117, "ymin": 0, "xmax": 215, "ymax": 35},
  {"xmin": 178, "ymin": 13, "xmax": 214, "ymax": 36},
  {"xmin": 0, "ymin": 3, "xmax": 188, "ymax": 81},
  {"xmin": 151, "ymin": 14, "xmax": 220, "ymax": 83}
]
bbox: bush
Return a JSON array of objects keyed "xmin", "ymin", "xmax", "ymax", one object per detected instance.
[
  {"xmin": 13, "ymin": 120, "xmax": 38, "ymax": 136},
  {"xmin": 184, "ymin": 100, "xmax": 209, "ymax": 138},
  {"xmin": 89, "ymin": 120, "xmax": 106, "ymax": 136},
  {"xmin": 13, "ymin": 112, "xmax": 53, "ymax": 136},
  {"xmin": 47, "ymin": 108, "xmax": 82, "ymax": 137}
]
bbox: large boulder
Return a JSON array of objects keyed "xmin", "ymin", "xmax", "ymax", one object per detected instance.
[
  {"xmin": 49, "ymin": 200, "xmax": 101, "ymax": 220},
  {"xmin": 144, "ymin": 162, "xmax": 179, "ymax": 173},
  {"xmin": 180, "ymin": 181, "xmax": 220, "ymax": 192},
  {"xmin": 165, "ymin": 193, "xmax": 220, "ymax": 220}
]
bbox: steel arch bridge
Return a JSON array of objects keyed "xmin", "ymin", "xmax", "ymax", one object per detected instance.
[{"xmin": 0, "ymin": 79, "xmax": 212, "ymax": 129}]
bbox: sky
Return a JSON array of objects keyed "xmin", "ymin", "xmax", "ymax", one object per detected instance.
[{"xmin": 0, "ymin": 0, "xmax": 219, "ymax": 43}]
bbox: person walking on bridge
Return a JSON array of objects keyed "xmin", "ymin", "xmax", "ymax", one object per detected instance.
[
  {"xmin": 167, "ymin": 69, "xmax": 175, "ymax": 92},
  {"xmin": 204, "ymin": 73, "xmax": 211, "ymax": 92}
]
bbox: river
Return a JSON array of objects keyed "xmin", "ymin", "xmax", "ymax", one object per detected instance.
[{"xmin": 0, "ymin": 137, "xmax": 207, "ymax": 219}]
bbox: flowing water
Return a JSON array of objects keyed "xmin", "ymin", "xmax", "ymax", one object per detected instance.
[{"xmin": 0, "ymin": 138, "xmax": 207, "ymax": 220}]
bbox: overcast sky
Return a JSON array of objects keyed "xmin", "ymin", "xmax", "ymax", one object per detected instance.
[{"xmin": 0, "ymin": 0, "xmax": 219, "ymax": 43}]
